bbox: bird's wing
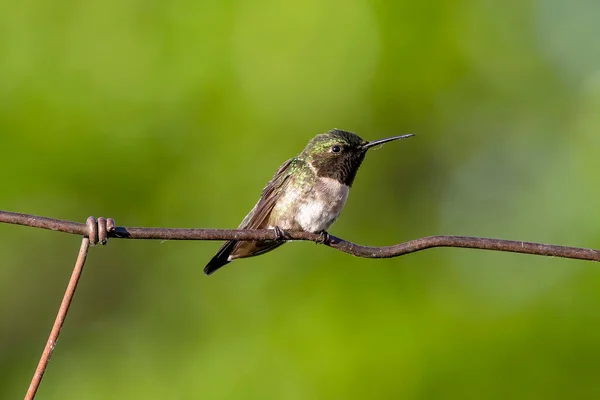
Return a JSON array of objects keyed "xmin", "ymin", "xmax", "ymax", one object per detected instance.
[
  {"xmin": 203, "ymin": 158, "xmax": 296, "ymax": 275},
  {"xmin": 238, "ymin": 157, "xmax": 296, "ymax": 229}
]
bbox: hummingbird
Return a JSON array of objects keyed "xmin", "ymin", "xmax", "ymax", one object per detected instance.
[{"xmin": 204, "ymin": 129, "xmax": 414, "ymax": 275}]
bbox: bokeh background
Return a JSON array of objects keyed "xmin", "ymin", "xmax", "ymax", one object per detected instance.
[{"xmin": 2, "ymin": 0, "xmax": 600, "ymax": 398}]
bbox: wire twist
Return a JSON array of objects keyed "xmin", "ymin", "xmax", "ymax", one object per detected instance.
[{"xmin": 85, "ymin": 216, "xmax": 116, "ymax": 245}]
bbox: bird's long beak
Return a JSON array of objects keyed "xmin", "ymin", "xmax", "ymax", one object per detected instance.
[{"xmin": 361, "ymin": 134, "xmax": 415, "ymax": 150}]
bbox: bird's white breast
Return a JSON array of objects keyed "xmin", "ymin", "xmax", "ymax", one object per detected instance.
[{"xmin": 296, "ymin": 177, "xmax": 349, "ymax": 232}]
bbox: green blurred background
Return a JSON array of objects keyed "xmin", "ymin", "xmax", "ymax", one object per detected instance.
[{"xmin": 2, "ymin": 0, "xmax": 600, "ymax": 398}]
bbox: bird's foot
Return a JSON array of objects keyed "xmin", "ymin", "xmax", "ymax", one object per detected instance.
[
  {"xmin": 315, "ymin": 230, "xmax": 330, "ymax": 245},
  {"xmin": 273, "ymin": 226, "xmax": 288, "ymax": 241}
]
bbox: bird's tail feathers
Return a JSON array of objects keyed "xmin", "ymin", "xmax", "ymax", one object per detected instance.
[{"xmin": 204, "ymin": 240, "xmax": 237, "ymax": 275}]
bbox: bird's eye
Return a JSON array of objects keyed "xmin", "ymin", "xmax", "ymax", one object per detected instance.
[{"xmin": 331, "ymin": 145, "xmax": 342, "ymax": 153}]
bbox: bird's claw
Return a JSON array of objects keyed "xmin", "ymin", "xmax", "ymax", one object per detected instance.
[
  {"xmin": 316, "ymin": 230, "xmax": 330, "ymax": 245},
  {"xmin": 274, "ymin": 226, "xmax": 287, "ymax": 241}
]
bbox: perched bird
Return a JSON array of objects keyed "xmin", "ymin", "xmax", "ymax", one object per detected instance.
[{"xmin": 204, "ymin": 129, "xmax": 414, "ymax": 275}]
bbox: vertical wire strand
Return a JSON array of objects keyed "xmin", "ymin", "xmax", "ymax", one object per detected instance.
[{"xmin": 25, "ymin": 237, "xmax": 90, "ymax": 400}]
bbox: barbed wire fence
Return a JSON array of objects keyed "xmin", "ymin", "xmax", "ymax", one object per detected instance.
[{"xmin": 1, "ymin": 209, "xmax": 599, "ymax": 399}]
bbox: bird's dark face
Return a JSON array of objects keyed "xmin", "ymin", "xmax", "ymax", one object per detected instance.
[
  {"xmin": 300, "ymin": 129, "xmax": 369, "ymax": 186},
  {"xmin": 301, "ymin": 129, "xmax": 414, "ymax": 186}
]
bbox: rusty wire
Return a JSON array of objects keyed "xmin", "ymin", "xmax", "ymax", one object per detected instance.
[
  {"xmin": 2, "ymin": 208, "xmax": 600, "ymax": 399},
  {"xmin": 1, "ymin": 209, "xmax": 599, "ymax": 261},
  {"xmin": 24, "ymin": 237, "xmax": 90, "ymax": 400}
]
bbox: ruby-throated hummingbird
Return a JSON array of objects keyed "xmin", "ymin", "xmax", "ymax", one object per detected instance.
[{"xmin": 204, "ymin": 129, "xmax": 414, "ymax": 275}]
